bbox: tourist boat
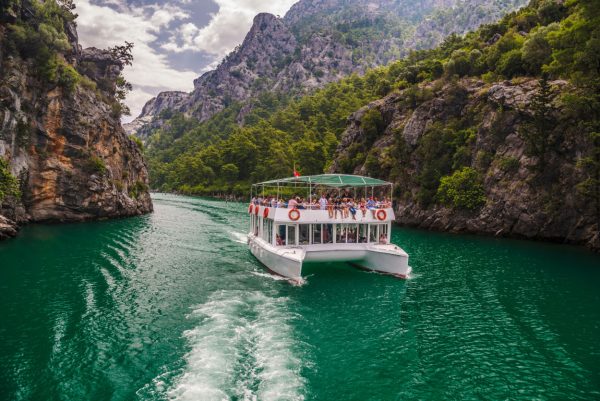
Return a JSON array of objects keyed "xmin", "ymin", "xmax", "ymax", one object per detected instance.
[{"xmin": 247, "ymin": 174, "xmax": 410, "ymax": 283}]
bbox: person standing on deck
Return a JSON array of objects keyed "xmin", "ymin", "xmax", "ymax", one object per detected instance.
[
  {"xmin": 319, "ymin": 194, "xmax": 328, "ymax": 211},
  {"xmin": 288, "ymin": 196, "xmax": 298, "ymax": 209}
]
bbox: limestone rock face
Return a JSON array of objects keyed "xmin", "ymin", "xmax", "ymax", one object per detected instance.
[
  {"xmin": 330, "ymin": 78, "xmax": 599, "ymax": 250},
  {"xmin": 127, "ymin": 0, "xmax": 528, "ymax": 137},
  {"xmin": 0, "ymin": 17, "xmax": 153, "ymax": 239}
]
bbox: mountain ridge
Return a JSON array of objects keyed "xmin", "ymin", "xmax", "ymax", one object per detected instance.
[{"xmin": 125, "ymin": 0, "xmax": 527, "ymax": 138}]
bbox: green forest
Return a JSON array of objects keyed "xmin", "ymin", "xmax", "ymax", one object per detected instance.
[{"xmin": 146, "ymin": 0, "xmax": 600, "ymax": 211}]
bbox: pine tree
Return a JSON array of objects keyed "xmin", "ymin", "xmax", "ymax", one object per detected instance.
[{"xmin": 520, "ymin": 73, "xmax": 555, "ymax": 171}]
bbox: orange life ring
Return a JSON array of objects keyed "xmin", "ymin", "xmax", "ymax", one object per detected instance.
[
  {"xmin": 248, "ymin": 204, "xmax": 253, "ymax": 214},
  {"xmin": 376, "ymin": 209, "xmax": 387, "ymax": 221},
  {"xmin": 263, "ymin": 207, "xmax": 269, "ymax": 218},
  {"xmin": 254, "ymin": 206, "xmax": 260, "ymax": 215},
  {"xmin": 288, "ymin": 209, "xmax": 300, "ymax": 221}
]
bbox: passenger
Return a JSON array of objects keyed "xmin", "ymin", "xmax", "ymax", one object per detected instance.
[
  {"xmin": 366, "ymin": 197, "xmax": 377, "ymax": 218},
  {"xmin": 359, "ymin": 198, "xmax": 367, "ymax": 217},
  {"xmin": 379, "ymin": 233, "xmax": 387, "ymax": 244},
  {"xmin": 251, "ymin": 196, "xmax": 257, "ymax": 205},
  {"xmin": 327, "ymin": 197, "xmax": 334, "ymax": 218},
  {"xmin": 271, "ymin": 197, "xmax": 277, "ymax": 208},
  {"xmin": 277, "ymin": 198, "xmax": 284, "ymax": 208},
  {"xmin": 276, "ymin": 234, "xmax": 284, "ymax": 246},
  {"xmin": 333, "ymin": 198, "xmax": 341, "ymax": 218},
  {"xmin": 319, "ymin": 194, "xmax": 328, "ymax": 211},
  {"xmin": 288, "ymin": 196, "xmax": 298, "ymax": 209},
  {"xmin": 347, "ymin": 199, "xmax": 357, "ymax": 220},
  {"xmin": 341, "ymin": 198, "xmax": 349, "ymax": 219},
  {"xmin": 297, "ymin": 197, "xmax": 305, "ymax": 209}
]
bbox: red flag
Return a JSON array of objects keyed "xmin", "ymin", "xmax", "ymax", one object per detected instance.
[{"xmin": 293, "ymin": 170, "xmax": 300, "ymax": 177}]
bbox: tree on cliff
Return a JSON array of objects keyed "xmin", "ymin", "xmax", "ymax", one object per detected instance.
[{"xmin": 519, "ymin": 74, "xmax": 555, "ymax": 171}]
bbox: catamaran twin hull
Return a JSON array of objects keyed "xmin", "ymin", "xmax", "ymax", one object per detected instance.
[{"xmin": 248, "ymin": 232, "xmax": 411, "ymax": 282}]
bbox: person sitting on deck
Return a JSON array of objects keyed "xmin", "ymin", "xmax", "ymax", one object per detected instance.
[
  {"xmin": 341, "ymin": 198, "xmax": 349, "ymax": 218},
  {"xmin": 359, "ymin": 198, "xmax": 367, "ymax": 217},
  {"xmin": 347, "ymin": 199, "xmax": 357, "ymax": 220},
  {"xmin": 366, "ymin": 197, "xmax": 377, "ymax": 218},
  {"xmin": 297, "ymin": 197, "xmax": 305, "ymax": 209},
  {"xmin": 327, "ymin": 197, "xmax": 334, "ymax": 218}
]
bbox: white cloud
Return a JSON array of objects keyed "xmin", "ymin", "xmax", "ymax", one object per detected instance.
[
  {"xmin": 162, "ymin": 0, "xmax": 297, "ymax": 58},
  {"xmin": 76, "ymin": 0, "xmax": 198, "ymax": 121},
  {"xmin": 75, "ymin": 0, "xmax": 297, "ymax": 122}
]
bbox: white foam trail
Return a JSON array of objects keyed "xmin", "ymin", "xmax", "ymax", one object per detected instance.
[
  {"xmin": 168, "ymin": 291, "xmax": 306, "ymax": 401},
  {"xmin": 231, "ymin": 231, "xmax": 248, "ymax": 244},
  {"xmin": 250, "ymin": 271, "xmax": 307, "ymax": 287}
]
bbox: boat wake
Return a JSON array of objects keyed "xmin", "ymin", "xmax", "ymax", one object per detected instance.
[
  {"xmin": 167, "ymin": 290, "xmax": 307, "ymax": 401},
  {"xmin": 231, "ymin": 231, "xmax": 248, "ymax": 244}
]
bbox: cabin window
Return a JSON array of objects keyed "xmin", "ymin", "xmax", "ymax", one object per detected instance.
[
  {"xmin": 262, "ymin": 218, "xmax": 268, "ymax": 241},
  {"xmin": 276, "ymin": 225, "xmax": 285, "ymax": 246},
  {"xmin": 323, "ymin": 224, "xmax": 333, "ymax": 244},
  {"xmin": 299, "ymin": 224, "xmax": 310, "ymax": 245},
  {"xmin": 338, "ymin": 223, "xmax": 355, "ymax": 243},
  {"xmin": 312, "ymin": 224, "xmax": 322, "ymax": 244},
  {"xmin": 379, "ymin": 224, "xmax": 389, "ymax": 244},
  {"xmin": 287, "ymin": 225, "xmax": 297, "ymax": 246},
  {"xmin": 347, "ymin": 224, "xmax": 359, "ymax": 243},
  {"xmin": 369, "ymin": 224, "xmax": 378, "ymax": 243},
  {"xmin": 359, "ymin": 224, "xmax": 368, "ymax": 243}
]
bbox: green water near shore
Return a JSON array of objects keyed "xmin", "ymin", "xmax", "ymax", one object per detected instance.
[{"xmin": 1, "ymin": 194, "xmax": 599, "ymax": 400}]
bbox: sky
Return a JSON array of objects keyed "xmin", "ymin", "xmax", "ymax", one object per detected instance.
[{"xmin": 75, "ymin": 0, "xmax": 298, "ymax": 122}]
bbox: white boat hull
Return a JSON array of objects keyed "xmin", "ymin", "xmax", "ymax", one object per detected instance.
[{"xmin": 248, "ymin": 234, "xmax": 411, "ymax": 280}]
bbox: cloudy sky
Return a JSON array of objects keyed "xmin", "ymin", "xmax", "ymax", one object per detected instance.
[{"xmin": 75, "ymin": 0, "xmax": 297, "ymax": 122}]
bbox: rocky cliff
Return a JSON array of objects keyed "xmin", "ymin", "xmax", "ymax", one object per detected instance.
[
  {"xmin": 126, "ymin": 0, "xmax": 527, "ymax": 139},
  {"xmin": 0, "ymin": 1, "xmax": 152, "ymax": 240},
  {"xmin": 330, "ymin": 78, "xmax": 599, "ymax": 249}
]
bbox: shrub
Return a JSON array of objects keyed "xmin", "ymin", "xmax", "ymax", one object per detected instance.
[
  {"xmin": 87, "ymin": 156, "xmax": 107, "ymax": 175},
  {"xmin": 0, "ymin": 158, "xmax": 20, "ymax": 203},
  {"xmin": 129, "ymin": 180, "xmax": 148, "ymax": 199},
  {"xmin": 437, "ymin": 167, "xmax": 486, "ymax": 209},
  {"xmin": 498, "ymin": 156, "xmax": 520, "ymax": 172},
  {"xmin": 131, "ymin": 136, "xmax": 144, "ymax": 151},
  {"xmin": 57, "ymin": 62, "xmax": 80, "ymax": 93},
  {"xmin": 497, "ymin": 49, "xmax": 525, "ymax": 78}
]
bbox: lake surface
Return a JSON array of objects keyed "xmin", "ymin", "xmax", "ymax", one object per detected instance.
[{"xmin": 1, "ymin": 194, "xmax": 599, "ymax": 401}]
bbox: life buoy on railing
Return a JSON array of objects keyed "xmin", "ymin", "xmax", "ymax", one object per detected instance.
[
  {"xmin": 288, "ymin": 209, "xmax": 300, "ymax": 221},
  {"xmin": 376, "ymin": 209, "xmax": 387, "ymax": 221},
  {"xmin": 254, "ymin": 206, "xmax": 260, "ymax": 215},
  {"xmin": 248, "ymin": 204, "xmax": 253, "ymax": 214},
  {"xmin": 263, "ymin": 207, "xmax": 269, "ymax": 218}
]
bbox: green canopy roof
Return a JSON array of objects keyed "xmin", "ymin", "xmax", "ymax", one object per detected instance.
[{"xmin": 255, "ymin": 174, "xmax": 391, "ymax": 188}]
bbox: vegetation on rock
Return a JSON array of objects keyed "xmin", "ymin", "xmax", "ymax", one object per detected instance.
[{"xmin": 0, "ymin": 158, "xmax": 20, "ymax": 203}]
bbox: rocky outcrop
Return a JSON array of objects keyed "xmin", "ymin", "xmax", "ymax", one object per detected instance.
[
  {"xmin": 123, "ymin": 91, "xmax": 188, "ymax": 138},
  {"xmin": 331, "ymin": 78, "xmax": 599, "ymax": 250},
  {"xmin": 0, "ymin": 5, "xmax": 152, "ymax": 240},
  {"xmin": 128, "ymin": 0, "xmax": 528, "ymax": 138}
]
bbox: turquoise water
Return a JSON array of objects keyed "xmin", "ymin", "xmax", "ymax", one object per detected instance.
[{"xmin": 1, "ymin": 193, "xmax": 599, "ymax": 400}]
